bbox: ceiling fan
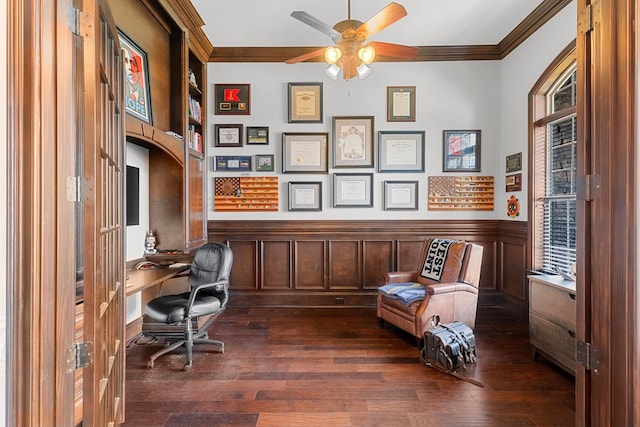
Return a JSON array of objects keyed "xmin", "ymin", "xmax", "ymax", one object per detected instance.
[{"xmin": 285, "ymin": 1, "xmax": 418, "ymax": 80}]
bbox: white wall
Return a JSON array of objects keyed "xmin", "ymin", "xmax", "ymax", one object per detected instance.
[
  {"xmin": 499, "ymin": 1, "xmax": 577, "ymax": 221},
  {"xmin": 208, "ymin": 60, "xmax": 502, "ymax": 220},
  {"xmin": 126, "ymin": 142, "xmax": 150, "ymax": 261}
]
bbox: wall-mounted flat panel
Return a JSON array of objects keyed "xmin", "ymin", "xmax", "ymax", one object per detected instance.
[
  {"xmin": 294, "ymin": 241, "xmax": 326, "ymax": 290},
  {"xmin": 329, "ymin": 240, "xmax": 360, "ymax": 289},
  {"xmin": 227, "ymin": 240, "xmax": 258, "ymax": 290},
  {"xmin": 262, "ymin": 241, "xmax": 291, "ymax": 289},
  {"xmin": 363, "ymin": 241, "xmax": 394, "ymax": 289}
]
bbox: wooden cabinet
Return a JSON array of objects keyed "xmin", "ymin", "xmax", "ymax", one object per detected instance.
[
  {"xmin": 111, "ymin": 0, "xmax": 212, "ymax": 254},
  {"xmin": 528, "ymin": 274, "xmax": 576, "ymax": 374}
]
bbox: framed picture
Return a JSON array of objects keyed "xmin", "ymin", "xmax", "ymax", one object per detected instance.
[
  {"xmin": 383, "ymin": 180, "xmax": 419, "ymax": 210},
  {"xmin": 255, "ymin": 154, "xmax": 275, "ymax": 172},
  {"xmin": 119, "ymin": 29, "xmax": 152, "ymax": 124},
  {"xmin": 506, "ymin": 173, "xmax": 522, "ymax": 191},
  {"xmin": 282, "ymin": 132, "xmax": 328, "ymax": 173},
  {"xmin": 215, "ymin": 156, "xmax": 252, "ymax": 172},
  {"xmin": 332, "ymin": 116, "xmax": 375, "ymax": 168},
  {"xmin": 214, "ymin": 124, "xmax": 243, "ymax": 147},
  {"xmin": 387, "ymin": 86, "xmax": 416, "ymax": 122},
  {"xmin": 214, "ymin": 83, "xmax": 250, "ymax": 115},
  {"xmin": 378, "ymin": 130, "xmax": 425, "ymax": 172},
  {"xmin": 443, "ymin": 130, "xmax": 481, "ymax": 172},
  {"xmin": 506, "ymin": 152, "xmax": 522, "ymax": 173},
  {"xmin": 288, "ymin": 181, "xmax": 322, "ymax": 211},
  {"xmin": 333, "ymin": 173, "xmax": 373, "ymax": 208},
  {"xmin": 246, "ymin": 126, "xmax": 269, "ymax": 145},
  {"xmin": 288, "ymin": 82, "xmax": 323, "ymax": 123}
]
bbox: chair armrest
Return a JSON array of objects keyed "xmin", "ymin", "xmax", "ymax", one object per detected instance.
[
  {"xmin": 384, "ymin": 271, "xmax": 419, "ymax": 284},
  {"xmin": 185, "ymin": 279, "xmax": 230, "ymax": 314},
  {"xmin": 425, "ymin": 281, "xmax": 479, "ymax": 295}
]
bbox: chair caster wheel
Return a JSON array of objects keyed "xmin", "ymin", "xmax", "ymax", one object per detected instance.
[
  {"xmin": 147, "ymin": 360, "xmax": 154, "ymax": 369},
  {"xmin": 183, "ymin": 363, "xmax": 192, "ymax": 371}
]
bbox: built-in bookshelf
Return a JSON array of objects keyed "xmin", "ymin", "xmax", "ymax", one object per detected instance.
[{"xmin": 187, "ymin": 55, "xmax": 204, "ymax": 154}]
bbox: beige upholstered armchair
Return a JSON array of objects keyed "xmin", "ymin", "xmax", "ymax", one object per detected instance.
[{"xmin": 377, "ymin": 238, "xmax": 484, "ymax": 343}]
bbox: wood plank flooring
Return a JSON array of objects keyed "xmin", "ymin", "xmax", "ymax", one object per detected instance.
[{"xmin": 122, "ymin": 306, "xmax": 575, "ymax": 427}]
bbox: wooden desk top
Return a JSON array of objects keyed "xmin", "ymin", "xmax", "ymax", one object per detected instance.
[{"xmin": 125, "ymin": 265, "xmax": 191, "ymax": 296}]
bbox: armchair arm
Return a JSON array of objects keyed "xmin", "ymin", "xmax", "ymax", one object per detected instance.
[
  {"xmin": 384, "ymin": 271, "xmax": 419, "ymax": 284},
  {"xmin": 425, "ymin": 281, "xmax": 479, "ymax": 295},
  {"xmin": 185, "ymin": 279, "xmax": 230, "ymax": 316}
]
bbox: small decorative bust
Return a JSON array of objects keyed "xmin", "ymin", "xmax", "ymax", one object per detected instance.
[{"xmin": 144, "ymin": 230, "xmax": 158, "ymax": 254}]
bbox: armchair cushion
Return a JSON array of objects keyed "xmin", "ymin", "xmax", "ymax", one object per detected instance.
[{"xmin": 417, "ymin": 238, "xmax": 467, "ymax": 285}]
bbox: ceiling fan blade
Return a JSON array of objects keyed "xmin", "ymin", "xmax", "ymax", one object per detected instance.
[
  {"xmin": 369, "ymin": 41, "xmax": 417, "ymax": 59},
  {"xmin": 356, "ymin": 2, "xmax": 407, "ymax": 38},
  {"xmin": 285, "ymin": 48, "xmax": 326, "ymax": 64},
  {"xmin": 291, "ymin": 11, "xmax": 342, "ymax": 43}
]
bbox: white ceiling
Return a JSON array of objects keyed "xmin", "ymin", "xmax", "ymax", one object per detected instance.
[{"xmin": 191, "ymin": 0, "xmax": 545, "ymax": 48}]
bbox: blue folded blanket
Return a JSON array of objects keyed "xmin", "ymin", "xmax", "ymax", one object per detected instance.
[{"xmin": 378, "ymin": 282, "xmax": 425, "ymax": 306}]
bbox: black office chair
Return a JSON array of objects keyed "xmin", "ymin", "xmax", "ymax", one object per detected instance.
[{"xmin": 145, "ymin": 242, "xmax": 233, "ymax": 370}]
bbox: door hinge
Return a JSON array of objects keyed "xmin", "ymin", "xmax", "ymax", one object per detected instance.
[
  {"xmin": 577, "ymin": 174, "xmax": 600, "ymax": 201},
  {"xmin": 66, "ymin": 5, "xmax": 93, "ymax": 37},
  {"xmin": 67, "ymin": 342, "xmax": 94, "ymax": 372},
  {"xmin": 578, "ymin": 0, "xmax": 601, "ymax": 35},
  {"xmin": 576, "ymin": 341, "xmax": 601, "ymax": 374},
  {"xmin": 67, "ymin": 176, "xmax": 94, "ymax": 202}
]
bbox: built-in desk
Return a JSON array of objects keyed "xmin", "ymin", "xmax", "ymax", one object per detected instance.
[{"xmin": 125, "ymin": 265, "xmax": 191, "ymax": 342}]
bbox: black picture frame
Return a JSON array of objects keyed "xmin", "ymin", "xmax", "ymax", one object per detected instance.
[
  {"xmin": 214, "ymin": 124, "xmax": 243, "ymax": 147},
  {"xmin": 214, "ymin": 83, "xmax": 251, "ymax": 115},
  {"xmin": 443, "ymin": 130, "xmax": 481, "ymax": 172},
  {"xmin": 288, "ymin": 82, "xmax": 323, "ymax": 123},
  {"xmin": 246, "ymin": 126, "xmax": 269, "ymax": 145},
  {"xmin": 119, "ymin": 29, "xmax": 153, "ymax": 124}
]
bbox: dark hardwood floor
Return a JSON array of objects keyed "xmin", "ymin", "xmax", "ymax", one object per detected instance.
[{"xmin": 122, "ymin": 305, "xmax": 575, "ymax": 427}]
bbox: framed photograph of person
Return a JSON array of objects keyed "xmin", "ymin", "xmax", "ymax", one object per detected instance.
[
  {"xmin": 288, "ymin": 182, "xmax": 322, "ymax": 211},
  {"xmin": 333, "ymin": 173, "xmax": 374, "ymax": 208},
  {"xmin": 442, "ymin": 129, "xmax": 481, "ymax": 172},
  {"xmin": 119, "ymin": 29, "xmax": 152, "ymax": 124},
  {"xmin": 288, "ymin": 82, "xmax": 323, "ymax": 123},
  {"xmin": 332, "ymin": 116, "xmax": 375, "ymax": 168},
  {"xmin": 378, "ymin": 130, "xmax": 425, "ymax": 172},
  {"xmin": 383, "ymin": 180, "xmax": 419, "ymax": 210},
  {"xmin": 214, "ymin": 124, "xmax": 243, "ymax": 147},
  {"xmin": 282, "ymin": 132, "xmax": 329, "ymax": 173}
]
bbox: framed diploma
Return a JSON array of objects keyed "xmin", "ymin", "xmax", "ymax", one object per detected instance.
[
  {"xmin": 383, "ymin": 181, "xmax": 418, "ymax": 210},
  {"xmin": 333, "ymin": 173, "xmax": 373, "ymax": 208},
  {"xmin": 282, "ymin": 132, "xmax": 329, "ymax": 173},
  {"xmin": 443, "ymin": 129, "xmax": 481, "ymax": 172},
  {"xmin": 378, "ymin": 130, "xmax": 425, "ymax": 172},
  {"xmin": 387, "ymin": 86, "xmax": 416, "ymax": 122},
  {"xmin": 288, "ymin": 181, "xmax": 322, "ymax": 211},
  {"xmin": 214, "ymin": 124, "xmax": 243, "ymax": 147},
  {"xmin": 288, "ymin": 82, "xmax": 323, "ymax": 123},
  {"xmin": 214, "ymin": 83, "xmax": 250, "ymax": 115},
  {"xmin": 332, "ymin": 116, "xmax": 375, "ymax": 168}
]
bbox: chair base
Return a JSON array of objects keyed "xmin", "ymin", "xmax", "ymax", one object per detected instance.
[{"xmin": 147, "ymin": 331, "xmax": 224, "ymax": 371}]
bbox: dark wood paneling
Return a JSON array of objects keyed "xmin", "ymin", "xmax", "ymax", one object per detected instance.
[
  {"xmin": 294, "ymin": 241, "xmax": 326, "ymax": 290},
  {"xmin": 261, "ymin": 241, "xmax": 291, "ymax": 289},
  {"xmin": 329, "ymin": 240, "xmax": 360, "ymax": 289},
  {"xmin": 208, "ymin": 220, "xmax": 528, "ymax": 309},
  {"xmin": 227, "ymin": 240, "xmax": 258, "ymax": 290},
  {"xmin": 363, "ymin": 241, "xmax": 394, "ymax": 289}
]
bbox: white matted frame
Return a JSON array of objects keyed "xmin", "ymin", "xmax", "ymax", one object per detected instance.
[
  {"xmin": 288, "ymin": 181, "xmax": 322, "ymax": 211},
  {"xmin": 332, "ymin": 116, "xmax": 375, "ymax": 168},
  {"xmin": 383, "ymin": 180, "xmax": 418, "ymax": 210},
  {"xmin": 333, "ymin": 173, "xmax": 373, "ymax": 208},
  {"xmin": 378, "ymin": 130, "xmax": 425, "ymax": 172}
]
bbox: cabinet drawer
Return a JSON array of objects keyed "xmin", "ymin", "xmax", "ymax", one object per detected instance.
[
  {"xmin": 530, "ymin": 280, "xmax": 576, "ymax": 330},
  {"xmin": 530, "ymin": 313, "xmax": 575, "ymax": 374}
]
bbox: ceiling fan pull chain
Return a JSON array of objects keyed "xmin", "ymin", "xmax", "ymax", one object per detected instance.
[{"xmin": 347, "ymin": 0, "xmax": 351, "ymax": 20}]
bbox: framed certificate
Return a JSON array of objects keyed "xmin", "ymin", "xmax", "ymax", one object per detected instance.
[
  {"xmin": 387, "ymin": 86, "xmax": 416, "ymax": 122},
  {"xmin": 333, "ymin": 173, "xmax": 373, "ymax": 208},
  {"xmin": 288, "ymin": 82, "xmax": 323, "ymax": 123},
  {"xmin": 332, "ymin": 116, "xmax": 374, "ymax": 168},
  {"xmin": 383, "ymin": 180, "xmax": 418, "ymax": 210},
  {"xmin": 282, "ymin": 132, "xmax": 328, "ymax": 173},
  {"xmin": 378, "ymin": 130, "xmax": 425, "ymax": 172},
  {"xmin": 214, "ymin": 124, "xmax": 243, "ymax": 147},
  {"xmin": 288, "ymin": 181, "xmax": 322, "ymax": 211}
]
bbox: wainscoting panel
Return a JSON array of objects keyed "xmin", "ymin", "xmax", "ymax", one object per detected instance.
[{"xmin": 210, "ymin": 220, "xmax": 528, "ymax": 309}]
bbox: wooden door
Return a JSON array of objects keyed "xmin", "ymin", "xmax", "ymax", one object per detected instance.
[
  {"xmin": 576, "ymin": 0, "xmax": 638, "ymax": 424},
  {"xmin": 79, "ymin": 0, "xmax": 126, "ymax": 424}
]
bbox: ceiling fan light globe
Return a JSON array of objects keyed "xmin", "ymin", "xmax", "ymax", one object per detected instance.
[
  {"xmin": 324, "ymin": 46, "xmax": 342, "ymax": 64},
  {"xmin": 358, "ymin": 45, "xmax": 376, "ymax": 65},
  {"xmin": 356, "ymin": 63, "xmax": 372, "ymax": 79},
  {"xmin": 325, "ymin": 64, "xmax": 341, "ymax": 80}
]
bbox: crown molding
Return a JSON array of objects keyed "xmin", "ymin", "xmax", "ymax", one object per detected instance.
[{"xmin": 208, "ymin": 0, "xmax": 572, "ymax": 63}]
